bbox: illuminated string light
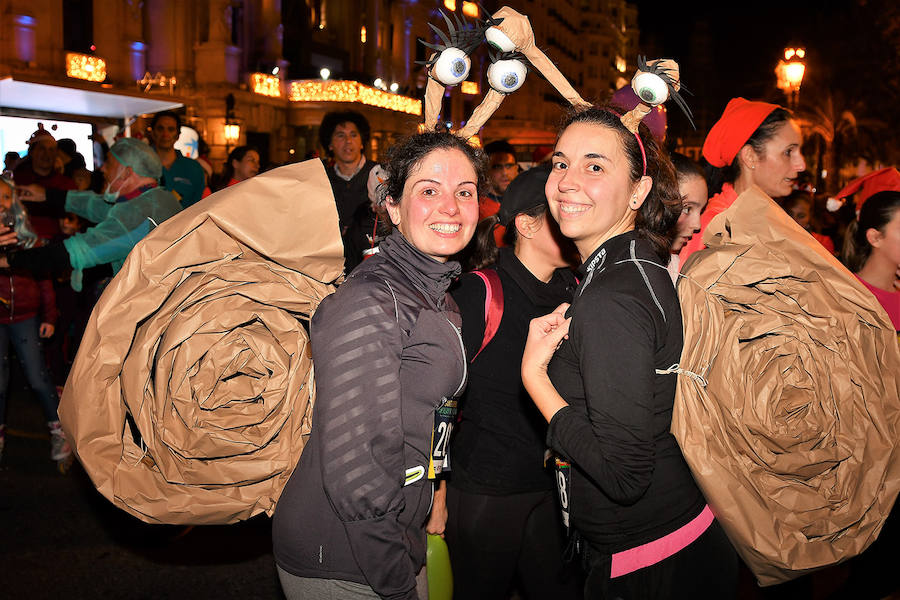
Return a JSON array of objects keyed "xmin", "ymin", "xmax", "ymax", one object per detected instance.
[
  {"xmin": 462, "ymin": 2, "xmax": 479, "ymax": 18},
  {"xmin": 66, "ymin": 52, "xmax": 107, "ymax": 82},
  {"xmin": 461, "ymin": 81, "xmax": 479, "ymax": 95},
  {"xmin": 289, "ymin": 80, "xmax": 422, "ymax": 115},
  {"xmin": 250, "ymin": 72, "xmax": 282, "ymax": 97}
]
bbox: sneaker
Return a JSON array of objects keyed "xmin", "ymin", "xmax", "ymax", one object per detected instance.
[{"xmin": 48, "ymin": 421, "xmax": 71, "ymax": 461}]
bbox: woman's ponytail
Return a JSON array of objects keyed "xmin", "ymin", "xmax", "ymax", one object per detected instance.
[
  {"xmin": 469, "ymin": 215, "xmax": 501, "ymax": 271},
  {"xmin": 840, "ymin": 219, "xmax": 868, "ymax": 273},
  {"xmin": 840, "ymin": 191, "xmax": 900, "ymax": 274}
]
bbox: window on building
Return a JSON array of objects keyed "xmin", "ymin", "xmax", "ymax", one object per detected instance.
[{"xmin": 63, "ymin": 0, "xmax": 93, "ymax": 53}]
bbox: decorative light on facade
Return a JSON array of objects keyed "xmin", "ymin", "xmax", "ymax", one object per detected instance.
[
  {"xmin": 360, "ymin": 26, "xmax": 367, "ymax": 43},
  {"xmin": 462, "ymin": 2, "xmax": 479, "ymax": 18},
  {"xmin": 289, "ymin": 80, "xmax": 422, "ymax": 116},
  {"xmin": 66, "ymin": 52, "xmax": 107, "ymax": 82},
  {"xmin": 389, "ymin": 82, "xmax": 399, "ymax": 93},
  {"xmin": 461, "ymin": 81, "xmax": 479, "ymax": 95},
  {"xmin": 250, "ymin": 72, "xmax": 282, "ymax": 97},
  {"xmin": 615, "ymin": 56, "xmax": 626, "ymax": 73},
  {"xmin": 320, "ymin": 68, "xmax": 331, "ymax": 80},
  {"xmin": 444, "ymin": 0, "xmax": 457, "ymax": 11},
  {"xmin": 137, "ymin": 71, "xmax": 177, "ymax": 93}
]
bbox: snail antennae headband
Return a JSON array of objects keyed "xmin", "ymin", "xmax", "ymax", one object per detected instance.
[{"xmin": 418, "ymin": 7, "xmax": 694, "ymax": 152}]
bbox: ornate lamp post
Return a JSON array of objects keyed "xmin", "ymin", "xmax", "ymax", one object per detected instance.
[
  {"xmin": 223, "ymin": 93, "xmax": 241, "ymax": 152},
  {"xmin": 775, "ymin": 47, "xmax": 806, "ymax": 109}
]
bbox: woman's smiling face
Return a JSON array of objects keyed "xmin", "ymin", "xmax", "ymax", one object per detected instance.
[
  {"xmin": 546, "ymin": 122, "xmax": 644, "ymax": 258},
  {"xmin": 386, "ymin": 147, "xmax": 480, "ymax": 262}
]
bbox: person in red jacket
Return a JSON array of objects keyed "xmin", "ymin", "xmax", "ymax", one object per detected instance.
[
  {"xmin": 12, "ymin": 127, "xmax": 76, "ymax": 242},
  {"xmin": 0, "ymin": 177, "xmax": 64, "ymax": 464}
]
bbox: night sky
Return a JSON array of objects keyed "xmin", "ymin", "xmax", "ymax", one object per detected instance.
[{"xmin": 635, "ymin": 0, "xmax": 898, "ymax": 146}]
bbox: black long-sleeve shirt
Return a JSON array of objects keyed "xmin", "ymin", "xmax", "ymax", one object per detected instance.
[
  {"xmin": 450, "ymin": 248, "xmax": 576, "ymax": 494},
  {"xmin": 546, "ymin": 231, "xmax": 705, "ymax": 553}
]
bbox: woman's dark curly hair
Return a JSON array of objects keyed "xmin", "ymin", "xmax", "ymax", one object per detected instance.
[
  {"xmin": 704, "ymin": 107, "xmax": 792, "ymax": 196},
  {"xmin": 375, "ymin": 131, "xmax": 487, "ymax": 232},
  {"xmin": 557, "ymin": 106, "xmax": 682, "ymax": 261},
  {"xmin": 318, "ymin": 111, "xmax": 371, "ymax": 157}
]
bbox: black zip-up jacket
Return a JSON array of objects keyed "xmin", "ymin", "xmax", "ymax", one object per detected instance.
[
  {"xmin": 273, "ymin": 231, "xmax": 467, "ymax": 600},
  {"xmin": 546, "ymin": 231, "xmax": 705, "ymax": 553}
]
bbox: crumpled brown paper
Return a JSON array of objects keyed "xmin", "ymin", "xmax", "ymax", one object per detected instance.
[
  {"xmin": 58, "ymin": 159, "xmax": 344, "ymax": 525},
  {"xmin": 674, "ymin": 186, "xmax": 900, "ymax": 585}
]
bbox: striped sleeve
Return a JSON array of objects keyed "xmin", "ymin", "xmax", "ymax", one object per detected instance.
[{"xmin": 310, "ymin": 274, "xmax": 417, "ymax": 599}]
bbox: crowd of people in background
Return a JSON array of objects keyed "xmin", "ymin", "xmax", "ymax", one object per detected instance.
[{"xmin": 1, "ymin": 90, "xmax": 898, "ymax": 598}]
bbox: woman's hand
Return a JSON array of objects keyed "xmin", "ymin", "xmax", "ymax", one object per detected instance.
[
  {"xmin": 425, "ymin": 481, "xmax": 448, "ymax": 538},
  {"xmin": 0, "ymin": 225, "xmax": 18, "ymax": 248},
  {"xmin": 522, "ymin": 303, "xmax": 571, "ymax": 380},
  {"xmin": 16, "ymin": 184, "xmax": 46, "ymax": 203},
  {"xmin": 39, "ymin": 323, "xmax": 55, "ymax": 338},
  {"xmin": 522, "ymin": 303, "xmax": 572, "ymax": 423}
]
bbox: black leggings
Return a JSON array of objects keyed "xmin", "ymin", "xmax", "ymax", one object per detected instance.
[{"xmin": 444, "ymin": 484, "xmax": 581, "ymax": 600}]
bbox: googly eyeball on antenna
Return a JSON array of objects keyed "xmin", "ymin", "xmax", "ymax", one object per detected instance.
[
  {"xmin": 417, "ymin": 10, "xmax": 484, "ymax": 86},
  {"xmin": 632, "ymin": 72, "xmax": 669, "ymax": 106},
  {"xmin": 485, "ymin": 27, "xmax": 516, "ymax": 53},
  {"xmin": 488, "ymin": 59, "xmax": 527, "ymax": 93},
  {"xmin": 433, "ymin": 48, "xmax": 472, "ymax": 86},
  {"xmin": 628, "ymin": 56, "xmax": 696, "ymax": 130}
]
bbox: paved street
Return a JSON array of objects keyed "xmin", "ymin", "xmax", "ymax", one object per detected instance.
[
  {"xmin": 0, "ymin": 365, "xmax": 894, "ymax": 600},
  {"xmin": 1, "ymin": 371, "xmax": 283, "ymax": 600}
]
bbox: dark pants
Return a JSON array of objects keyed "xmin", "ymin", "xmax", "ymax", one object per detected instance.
[
  {"xmin": 582, "ymin": 519, "xmax": 738, "ymax": 600},
  {"xmin": 0, "ymin": 317, "xmax": 59, "ymax": 424},
  {"xmin": 444, "ymin": 484, "xmax": 581, "ymax": 600}
]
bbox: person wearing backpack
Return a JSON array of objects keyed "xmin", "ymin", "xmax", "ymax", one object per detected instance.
[{"xmin": 427, "ymin": 165, "xmax": 580, "ymax": 599}]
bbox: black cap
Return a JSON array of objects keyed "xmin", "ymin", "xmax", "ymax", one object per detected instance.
[{"xmin": 496, "ymin": 164, "xmax": 551, "ymax": 227}]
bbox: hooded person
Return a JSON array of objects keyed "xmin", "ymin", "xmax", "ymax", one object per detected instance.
[{"xmin": 1, "ymin": 138, "xmax": 182, "ymax": 291}]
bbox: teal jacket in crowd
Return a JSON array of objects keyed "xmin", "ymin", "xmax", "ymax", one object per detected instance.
[{"xmin": 62, "ymin": 187, "xmax": 182, "ymax": 289}]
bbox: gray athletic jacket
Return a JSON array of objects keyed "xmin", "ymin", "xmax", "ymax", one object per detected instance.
[{"xmin": 272, "ymin": 231, "xmax": 467, "ymax": 600}]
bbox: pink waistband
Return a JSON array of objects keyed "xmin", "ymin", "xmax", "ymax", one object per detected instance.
[{"xmin": 610, "ymin": 505, "xmax": 715, "ymax": 578}]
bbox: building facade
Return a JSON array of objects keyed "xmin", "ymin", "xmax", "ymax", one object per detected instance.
[{"xmin": 1, "ymin": 0, "xmax": 638, "ymax": 170}]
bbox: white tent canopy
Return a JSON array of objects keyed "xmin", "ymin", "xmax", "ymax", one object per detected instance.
[{"xmin": 0, "ymin": 77, "xmax": 182, "ymax": 119}]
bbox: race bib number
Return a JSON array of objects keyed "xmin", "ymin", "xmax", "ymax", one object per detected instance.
[
  {"xmin": 555, "ymin": 457, "xmax": 571, "ymax": 530},
  {"xmin": 428, "ymin": 397, "xmax": 458, "ymax": 479}
]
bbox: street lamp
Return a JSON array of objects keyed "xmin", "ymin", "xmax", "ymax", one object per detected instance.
[
  {"xmin": 224, "ymin": 93, "xmax": 240, "ymax": 152},
  {"xmin": 775, "ymin": 47, "xmax": 806, "ymax": 109}
]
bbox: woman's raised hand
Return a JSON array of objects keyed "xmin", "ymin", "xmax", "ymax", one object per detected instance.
[{"xmin": 522, "ymin": 303, "xmax": 571, "ymax": 379}]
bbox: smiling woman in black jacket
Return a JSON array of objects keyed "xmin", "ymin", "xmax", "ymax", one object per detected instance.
[
  {"xmin": 272, "ymin": 131, "xmax": 486, "ymax": 600},
  {"xmin": 521, "ymin": 108, "xmax": 738, "ymax": 599}
]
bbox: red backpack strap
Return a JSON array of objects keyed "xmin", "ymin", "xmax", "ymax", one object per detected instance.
[{"xmin": 470, "ymin": 269, "xmax": 504, "ymax": 362}]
